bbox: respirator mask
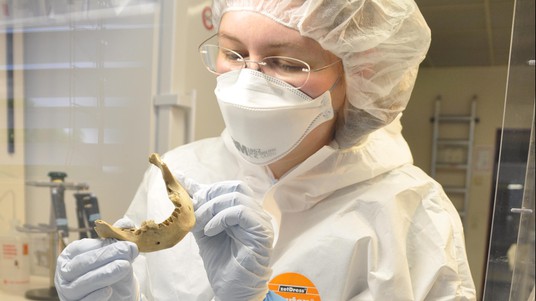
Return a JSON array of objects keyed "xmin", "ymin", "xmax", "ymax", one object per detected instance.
[{"xmin": 215, "ymin": 69, "xmax": 335, "ymax": 165}]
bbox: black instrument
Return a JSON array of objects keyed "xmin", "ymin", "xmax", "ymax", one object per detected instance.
[{"xmin": 74, "ymin": 193, "xmax": 101, "ymax": 239}]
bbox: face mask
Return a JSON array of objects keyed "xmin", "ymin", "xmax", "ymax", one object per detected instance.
[{"xmin": 215, "ymin": 69, "xmax": 335, "ymax": 165}]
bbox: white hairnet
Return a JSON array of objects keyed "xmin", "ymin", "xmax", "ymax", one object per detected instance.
[{"xmin": 211, "ymin": 0, "xmax": 431, "ymax": 148}]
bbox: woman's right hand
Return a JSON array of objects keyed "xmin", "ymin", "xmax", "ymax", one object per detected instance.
[{"xmin": 55, "ymin": 234, "xmax": 139, "ymax": 301}]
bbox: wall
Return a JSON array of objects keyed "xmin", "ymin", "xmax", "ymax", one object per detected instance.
[
  {"xmin": 171, "ymin": 1, "xmax": 223, "ymax": 141},
  {"xmin": 403, "ymin": 66, "xmax": 509, "ymax": 297},
  {"xmin": 151, "ymin": 0, "xmax": 221, "ymax": 153}
]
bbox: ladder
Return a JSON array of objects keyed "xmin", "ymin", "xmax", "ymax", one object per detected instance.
[{"xmin": 430, "ymin": 95, "xmax": 478, "ymax": 225}]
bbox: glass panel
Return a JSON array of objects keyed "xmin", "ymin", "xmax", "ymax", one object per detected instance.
[
  {"xmin": 2, "ymin": 0, "xmax": 217, "ymax": 298},
  {"xmin": 18, "ymin": 0, "xmax": 159, "ymax": 238},
  {"xmin": 1, "ymin": 1, "xmax": 160, "ymax": 293},
  {"xmin": 510, "ymin": 120, "xmax": 535, "ymax": 301},
  {"xmin": 483, "ymin": 0, "xmax": 535, "ymax": 299}
]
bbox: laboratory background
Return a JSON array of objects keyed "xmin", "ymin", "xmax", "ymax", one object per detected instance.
[{"xmin": 0, "ymin": 0, "xmax": 533, "ymax": 301}]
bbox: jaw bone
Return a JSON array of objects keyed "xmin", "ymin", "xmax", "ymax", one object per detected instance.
[{"xmin": 94, "ymin": 153, "xmax": 195, "ymax": 252}]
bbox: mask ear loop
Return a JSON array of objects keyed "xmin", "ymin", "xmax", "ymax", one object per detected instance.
[
  {"xmin": 328, "ymin": 68, "xmax": 346, "ymax": 144},
  {"xmin": 299, "ymin": 65, "xmax": 344, "ymax": 99},
  {"xmin": 324, "ymin": 59, "xmax": 344, "ymax": 94},
  {"xmin": 328, "ymin": 72, "xmax": 344, "ymax": 93}
]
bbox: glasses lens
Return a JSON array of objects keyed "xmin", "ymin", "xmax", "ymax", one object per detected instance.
[
  {"xmin": 198, "ymin": 41, "xmax": 312, "ymax": 89},
  {"xmin": 262, "ymin": 57, "xmax": 310, "ymax": 89},
  {"xmin": 199, "ymin": 45, "xmax": 245, "ymax": 75},
  {"xmin": 199, "ymin": 44, "xmax": 219, "ymax": 74}
]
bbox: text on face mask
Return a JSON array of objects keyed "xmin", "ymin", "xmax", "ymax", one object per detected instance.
[{"xmin": 233, "ymin": 139, "xmax": 276, "ymax": 159}]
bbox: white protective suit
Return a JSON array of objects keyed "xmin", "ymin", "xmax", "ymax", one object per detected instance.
[{"xmin": 125, "ymin": 115, "xmax": 476, "ymax": 301}]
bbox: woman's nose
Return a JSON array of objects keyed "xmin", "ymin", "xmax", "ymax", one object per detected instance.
[
  {"xmin": 241, "ymin": 55, "xmax": 267, "ymax": 71},
  {"xmin": 244, "ymin": 60, "xmax": 263, "ymax": 71}
]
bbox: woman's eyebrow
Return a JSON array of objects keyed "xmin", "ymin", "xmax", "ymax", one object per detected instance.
[
  {"xmin": 217, "ymin": 31, "xmax": 325, "ymax": 64},
  {"xmin": 218, "ymin": 32, "xmax": 298, "ymax": 50},
  {"xmin": 217, "ymin": 32, "xmax": 242, "ymax": 44}
]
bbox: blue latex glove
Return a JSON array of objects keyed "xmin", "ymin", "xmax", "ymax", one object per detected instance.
[
  {"xmin": 179, "ymin": 175, "xmax": 274, "ymax": 301},
  {"xmin": 265, "ymin": 290, "xmax": 286, "ymax": 300},
  {"xmin": 55, "ymin": 219, "xmax": 139, "ymax": 301}
]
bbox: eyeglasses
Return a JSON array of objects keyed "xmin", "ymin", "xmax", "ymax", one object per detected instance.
[{"xmin": 198, "ymin": 34, "xmax": 341, "ymax": 89}]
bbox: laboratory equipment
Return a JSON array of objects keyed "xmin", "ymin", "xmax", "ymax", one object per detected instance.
[
  {"xmin": 20, "ymin": 172, "xmax": 95, "ymax": 301},
  {"xmin": 74, "ymin": 193, "xmax": 100, "ymax": 239},
  {"xmin": 0, "ymin": 222, "xmax": 30, "ymax": 295}
]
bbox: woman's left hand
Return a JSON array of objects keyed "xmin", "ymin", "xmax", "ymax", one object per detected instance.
[{"xmin": 177, "ymin": 175, "xmax": 274, "ymax": 301}]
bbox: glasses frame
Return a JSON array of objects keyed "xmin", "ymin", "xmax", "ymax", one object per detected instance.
[{"xmin": 198, "ymin": 33, "xmax": 341, "ymax": 90}]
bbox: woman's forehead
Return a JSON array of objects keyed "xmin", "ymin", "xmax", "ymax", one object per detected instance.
[
  {"xmin": 218, "ymin": 11, "xmax": 332, "ymax": 58},
  {"xmin": 219, "ymin": 11, "xmax": 302, "ymax": 42}
]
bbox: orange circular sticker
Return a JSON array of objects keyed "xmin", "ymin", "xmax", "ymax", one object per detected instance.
[{"xmin": 269, "ymin": 272, "xmax": 321, "ymax": 300}]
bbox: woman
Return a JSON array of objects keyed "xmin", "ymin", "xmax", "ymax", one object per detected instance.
[{"xmin": 55, "ymin": 1, "xmax": 477, "ymax": 300}]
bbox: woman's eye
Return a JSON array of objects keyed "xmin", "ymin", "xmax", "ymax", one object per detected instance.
[
  {"xmin": 221, "ymin": 50, "xmax": 242, "ymax": 61},
  {"xmin": 267, "ymin": 58, "xmax": 307, "ymax": 73}
]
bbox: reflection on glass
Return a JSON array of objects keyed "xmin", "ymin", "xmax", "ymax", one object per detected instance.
[
  {"xmin": 483, "ymin": 0, "xmax": 535, "ymax": 299},
  {"xmin": 509, "ymin": 124, "xmax": 534, "ymax": 301},
  {"xmin": 1, "ymin": 0, "xmax": 161, "ymax": 239}
]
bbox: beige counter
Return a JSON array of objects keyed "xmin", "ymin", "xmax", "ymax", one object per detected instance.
[{"xmin": 0, "ymin": 276, "xmax": 55, "ymax": 301}]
